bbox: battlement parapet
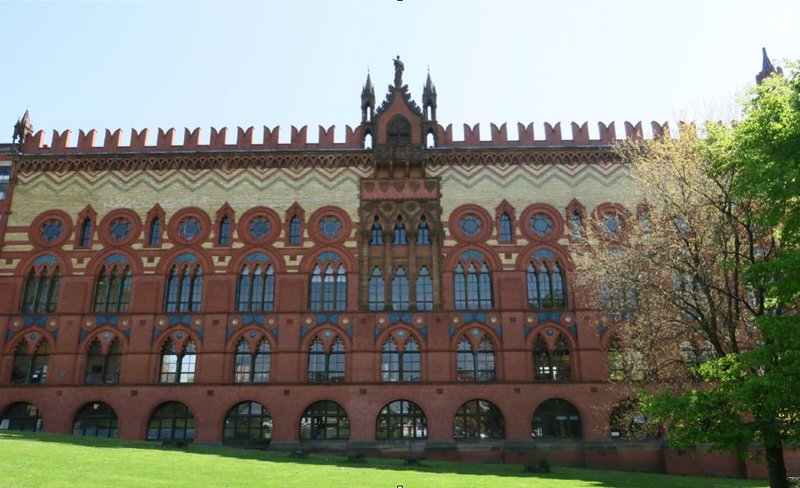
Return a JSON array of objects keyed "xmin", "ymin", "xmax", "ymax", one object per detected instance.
[{"xmin": 18, "ymin": 121, "xmax": 693, "ymax": 154}]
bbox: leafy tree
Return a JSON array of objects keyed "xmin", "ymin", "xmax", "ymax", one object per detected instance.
[{"xmin": 575, "ymin": 63, "xmax": 800, "ymax": 488}]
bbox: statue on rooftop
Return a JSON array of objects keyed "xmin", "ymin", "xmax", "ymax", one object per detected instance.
[{"xmin": 393, "ymin": 56, "xmax": 404, "ymax": 88}]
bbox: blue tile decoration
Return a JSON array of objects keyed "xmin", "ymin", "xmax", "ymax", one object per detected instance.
[
  {"xmin": 104, "ymin": 253, "xmax": 128, "ymax": 264},
  {"xmin": 34, "ymin": 254, "xmax": 59, "ymax": 266},
  {"xmin": 245, "ymin": 252, "xmax": 270, "ymax": 262},
  {"xmin": 459, "ymin": 249, "xmax": 486, "ymax": 262},
  {"xmin": 532, "ymin": 249, "xmax": 557, "ymax": 261},
  {"xmin": 175, "ymin": 253, "xmax": 198, "ymax": 264}
]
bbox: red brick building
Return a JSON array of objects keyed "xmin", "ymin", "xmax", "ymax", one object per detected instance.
[{"xmin": 0, "ymin": 59, "xmax": 785, "ymax": 478}]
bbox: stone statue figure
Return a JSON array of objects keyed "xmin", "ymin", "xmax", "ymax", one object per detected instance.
[{"xmin": 393, "ymin": 56, "xmax": 404, "ymax": 88}]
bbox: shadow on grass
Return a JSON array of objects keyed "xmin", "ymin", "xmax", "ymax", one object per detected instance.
[{"xmin": 0, "ymin": 431, "xmax": 767, "ymax": 488}]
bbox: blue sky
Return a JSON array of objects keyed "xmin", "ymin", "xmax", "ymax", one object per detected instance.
[{"xmin": 2, "ymin": 0, "xmax": 798, "ymax": 144}]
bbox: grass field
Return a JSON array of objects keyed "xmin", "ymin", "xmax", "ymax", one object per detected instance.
[{"xmin": 0, "ymin": 431, "xmax": 768, "ymax": 488}]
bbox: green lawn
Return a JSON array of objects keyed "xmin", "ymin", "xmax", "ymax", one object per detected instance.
[{"xmin": 0, "ymin": 432, "xmax": 767, "ymax": 488}]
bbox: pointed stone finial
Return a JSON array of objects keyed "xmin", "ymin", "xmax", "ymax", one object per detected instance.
[
  {"xmin": 12, "ymin": 109, "xmax": 33, "ymax": 146},
  {"xmin": 756, "ymin": 47, "xmax": 783, "ymax": 85},
  {"xmin": 393, "ymin": 55, "xmax": 404, "ymax": 88},
  {"xmin": 422, "ymin": 69, "xmax": 437, "ymax": 121},
  {"xmin": 361, "ymin": 70, "xmax": 376, "ymax": 123}
]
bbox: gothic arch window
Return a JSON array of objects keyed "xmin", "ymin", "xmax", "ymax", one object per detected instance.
[
  {"xmin": 307, "ymin": 335, "xmax": 345, "ymax": 383},
  {"xmin": 392, "ymin": 266, "xmax": 409, "ymax": 310},
  {"xmin": 376, "ymin": 400, "xmax": 427, "ymax": 439},
  {"xmin": 570, "ymin": 211, "xmax": 583, "ymax": 240},
  {"xmin": 0, "ymin": 402, "xmax": 42, "ymax": 432},
  {"xmin": 381, "ymin": 336, "xmax": 420, "ymax": 382},
  {"xmin": 309, "ymin": 257, "xmax": 347, "ymax": 312},
  {"xmin": 531, "ymin": 399, "xmax": 582, "ymax": 438},
  {"xmin": 11, "ymin": 339, "xmax": 49, "ymax": 385},
  {"xmin": 370, "ymin": 216, "xmax": 384, "ymax": 246},
  {"xmin": 78, "ymin": 217, "xmax": 93, "ymax": 248},
  {"xmin": 236, "ymin": 256, "xmax": 275, "ymax": 312},
  {"xmin": 299, "ymin": 401, "xmax": 349, "ymax": 440},
  {"xmin": 453, "ymin": 399, "xmax": 505, "ymax": 439},
  {"xmin": 532, "ymin": 333, "xmax": 570, "ymax": 381},
  {"xmin": 85, "ymin": 338, "xmax": 122, "ymax": 384},
  {"xmin": 416, "ymin": 266, "xmax": 433, "ymax": 311},
  {"xmin": 233, "ymin": 338, "xmax": 271, "ymax": 383},
  {"xmin": 417, "ymin": 215, "xmax": 431, "ymax": 245},
  {"xmin": 72, "ymin": 402, "xmax": 118, "ymax": 438},
  {"xmin": 93, "ymin": 264, "xmax": 132, "ymax": 313},
  {"xmin": 146, "ymin": 402, "xmax": 194, "ymax": 441},
  {"xmin": 147, "ymin": 216, "xmax": 162, "ymax": 247},
  {"xmin": 164, "ymin": 258, "xmax": 203, "ymax": 312},
  {"xmin": 456, "ymin": 333, "xmax": 495, "ymax": 382},
  {"xmin": 218, "ymin": 215, "xmax": 232, "ymax": 245},
  {"xmin": 526, "ymin": 250, "xmax": 567, "ymax": 309},
  {"xmin": 223, "ymin": 401, "xmax": 272, "ymax": 447},
  {"xmin": 288, "ymin": 215, "xmax": 302, "ymax": 245},
  {"xmin": 20, "ymin": 263, "xmax": 61, "ymax": 313},
  {"xmin": 393, "ymin": 216, "xmax": 407, "ymax": 245},
  {"xmin": 454, "ymin": 260, "xmax": 493, "ymax": 310},
  {"xmin": 159, "ymin": 339, "xmax": 197, "ymax": 384},
  {"xmin": 368, "ymin": 267, "xmax": 384, "ymax": 311},
  {"xmin": 499, "ymin": 212, "xmax": 513, "ymax": 242}
]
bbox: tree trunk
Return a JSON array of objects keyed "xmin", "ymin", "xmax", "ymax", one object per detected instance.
[{"xmin": 765, "ymin": 442, "xmax": 788, "ymax": 488}]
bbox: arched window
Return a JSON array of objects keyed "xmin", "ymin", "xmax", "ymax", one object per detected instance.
[
  {"xmin": 393, "ymin": 216, "xmax": 407, "ymax": 245},
  {"xmin": 78, "ymin": 217, "xmax": 93, "ymax": 248},
  {"xmin": 159, "ymin": 339, "xmax": 197, "ymax": 384},
  {"xmin": 456, "ymin": 334, "xmax": 495, "ymax": 382},
  {"xmin": 307, "ymin": 336, "xmax": 345, "ymax": 383},
  {"xmin": 376, "ymin": 400, "xmax": 427, "ymax": 439},
  {"xmin": 223, "ymin": 401, "xmax": 272, "ymax": 447},
  {"xmin": 526, "ymin": 255, "xmax": 567, "ymax": 309},
  {"xmin": 610, "ymin": 398, "xmax": 659, "ymax": 440},
  {"xmin": 72, "ymin": 402, "xmax": 118, "ymax": 438},
  {"xmin": 146, "ymin": 402, "xmax": 194, "ymax": 441},
  {"xmin": 499, "ymin": 212, "xmax": 513, "ymax": 242},
  {"xmin": 93, "ymin": 265, "xmax": 132, "ymax": 313},
  {"xmin": 233, "ymin": 338, "xmax": 270, "ymax": 383},
  {"xmin": 453, "ymin": 399, "xmax": 505, "ymax": 439},
  {"xmin": 570, "ymin": 211, "xmax": 583, "ymax": 240},
  {"xmin": 416, "ymin": 266, "xmax": 433, "ymax": 311},
  {"xmin": 20, "ymin": 264, "xmax": 61, "ymax": 313},
  {"xmin": 370, "ymin": 216, "xmax": 383, "ymax": 246},
  {"xmin": 368, "ymin": 267, "xmax": 384, "ymax": 311},
  {"xmin": 164, "ymin": 262, "xmax": 203, "ymax": 312},
  {"xmin": 309, "ymin": 262, "xmax": 347, "ymax": 311},
  {"xmin": 218, "ymin": 215, "xmax": 232, "ymax": 245},
  {"xmin": 236, "ymin": 261, "xmax": 275, "ymax": 312},
  {"xmin": 0, "ymin": 402, "xmax": 42, "ymax": 432},
  {"xmin": 381, "ymin": 336, "xmax": 420, "ymax": 382},
  {"xmin": 532, "ymin": 333, "xmax": 570, "ymax": 381},
  {"xmin": 148, "ymin": 216, "xmax": 161, "ymax": 246},
  {"xmin": 287, "ymin": 215, "xmax": 302, "ymax": 245},
  {"xmin": 392, "ymin": 267, "xmax": 409, "ymax": 310},
  {"xmin": 300, "ymin": 400, "xmax": 349, "ymax": 440},
  {"xmin": 416, "ymin": 215, "xmax": 430, "ymax": 245},
  {"xmin": 532, "ymin": 399, "xmax": 582, "ymax": 438},
  {"xmin": 11, "ymin": 340, "xmax": 48, "ymax": 385},
  {"xmin": 85, "ymin": 338, "xmax": 122, "ymax": 384},
  {"xmin": 454, "ymin": 261, "xmax": 492, "ymax": 310}
]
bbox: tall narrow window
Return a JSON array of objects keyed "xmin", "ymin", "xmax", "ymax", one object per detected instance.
[
  {"xmin": 85, "ymin": 339, "xmax": 121, "ymax": 384},
  {"xmin": 307, "ymin": 336, "xmax": 345, "ymax": 383},
  {"xmin": 527, "ymin": 255, "xmax": 567, "ymax": 309},
  {"xmin": 234, "ymin": 338, "xmax": 271, "ymax": 383},
  {"xmin": 393, "ymin": 216, "xmax": 407, "ymax": 245},
  {"xmin": 30, "ymin": 341, "xmax": 49, "ymax": 384},
  {"xmin": 533, "ymin": 334, "xmax": 551, "ymax": 380},
  {"xmin": 78, "ymin": 218, "xmax": 93, "ymax": 248},
  {"xmin": 416, "ymin": 215, "xmax": 430, "ymax": 245},
  {"xmin": 368, "ymin": 267, "xmax": 384, "ymax": 311},
  {"xmin": 165, "ymin": 263, "xmax": 203, "ymax": 312},
  {"xmin": 159, "ymin": 339, "xmax": 197, "ymax": 384},
  {"xmin": 499, "ymin": 212, "xmax": 513, "ymax": 242},
  {"xmin": 21, "ymin": 265, "xmax": 61, "ymax": 313},
  {"xmin": 218, "ymin": 215, "xmax": 231, "ymax": 245},
  {"xmin": 454, "ymin": 261, "xmax": 492, "ymax": 310},
  {"xmin": 381, "ymin": 338, "xmax": 400, "ymax": 382},
  {"xmin": 237, "ymin": 262, "xmax": 275, "ymax": 312},
  {"xmin": 370, "ymin": 216, "xmax": 383, "ymax": 246},
  {"xmin": 289, "ymin": 215, "xmax": 302, "ymax": 245},
  {"xmin": 0, "ymin": 167, "xmax": 9, "ymax": 200},
  {"xmin": 456, "ymin": 335, "xmax": 495, "ymax": 382},
  {"xmin": 392, "ymin": 267, "xmax": 409, "ymax": 310},
  {"xmin": 148, "ymin": 216, "xmax": 161, "ymax": 246},
  {"xmin": 416, "ymin": 267, "xmax": 433, "ymax": 311},
  {"xmin": 552, "ymin": 334, "xmax": 571, "ymax": 381},
  {"xmin": 11, "ymin": 341, "xmax": 48, "ymax": 384},
  {"xmin": 93, "ymin": 265, "xmax": 132, "ymax": 313},
  {"xmin": 570, "ymin": 211, "xmax": 583, "ymax": 240},
  {"xmin": 533, "ymin": 333, "xmax": 570, "ymax": 381},
  {"xmin": 310, "ymin": 262, "xmax": 347, "ymax": 311}
]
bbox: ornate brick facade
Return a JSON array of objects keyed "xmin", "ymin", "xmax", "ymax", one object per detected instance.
[{"xmin": 0, "ymin": 60, "xmax": 785, "ymax": 479}]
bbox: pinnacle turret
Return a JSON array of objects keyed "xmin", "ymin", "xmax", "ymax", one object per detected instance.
[
  {"xmin": 422, "ymin": 70, "xmax": 437, "ymax": 122},
  {"xmin": 756, "ymin": 47, "xmax": 783, "ymax": 85},
  {"xmin": 361, "ymin": 71, "xmax": 376, "ymax": 123}
]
